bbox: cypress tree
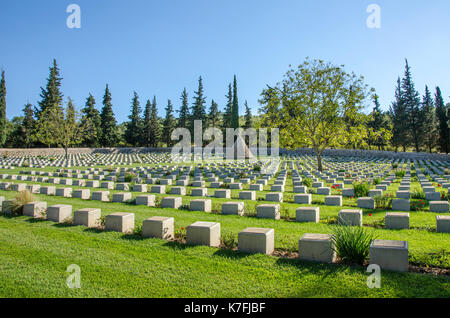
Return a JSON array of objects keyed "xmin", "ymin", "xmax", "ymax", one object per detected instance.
[
  {"xmin": 244, "ymin": 101, "xmax": 252, "ymax": 129},
  {"xmin": 421, "ymin": 86, "xmax": 437, "ymax": 153},
  {"xmin": 401, "ymin": 59, "xmax": 422, "ymax": 152},
  {"xmin": 142, "ymin": 99, "xmax": 152, "ymax": 147},
  {"xmin": 125, "ymin": 91, "xmax": 142, "ymax": 146},
  {"xmin": 162, "ymin": 99, "xmax": 176, "ymax": 146},
  {"xmin": 149, "ymin": 96, "xmax": 161, "ymax": 147},
  {"xmin": 38, "ymin": 59, "xmax": 63, "ymax": 118},
  {"xmin": 435, "ymin": 86, "xmax": 449, "ymax": 154},
  {"xmin": 223, "ymin": 83, "xmax": 233, "ymax": 129},
  {"xmin": 0, "ymin": 70, "xmax": 6, "ymax": 146},
  {"xmin": 368, "ymin": 95, "xmax": 387, "ymax": 150},
  {"xmin": 231, "ymin": 75, "xmax": 239, "ymax": 128},
  {"xmin": 80, "ymin": 94, "xmax": 102, "ymax": 147},
  {"xmin": 22, "ymin": 103, "xmax": 35, "ymax": 148},
  {"xmin": 389, "ymin": 77, "xmax": 408, "ymax": 152},
  {"xmin": 100, "ymin": 84, "xmax": 119, "ymax": 147},
  {"xmin": 190, "ymin": 76, "xmax": 206, "ymax": 134},
  {"xmin": 34, "ymin": 60, "xmax": 65, "ymax": 147},
  {"xmin": 207, "ymin": 99, "xmax": 219, "ymax": 127},
  {"xmin": 178, "ymin": 88, "xmax": 190, "ymax": 129}
]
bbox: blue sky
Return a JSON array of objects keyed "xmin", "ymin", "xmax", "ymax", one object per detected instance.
[{"xmin": 0, "ymin": 0, "xmax": 449, "ymax": 122}]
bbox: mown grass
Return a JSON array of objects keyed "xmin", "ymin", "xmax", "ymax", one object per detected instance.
[
  {"xmin": 0, "ymin": 164, "xmax": 449, "ymax": 298},
  {"xmin": 0, "ymin": 214, "xmax": 449, "ymax": 298}
]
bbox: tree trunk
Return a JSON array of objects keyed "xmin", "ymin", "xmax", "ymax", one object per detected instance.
[
  {"xmin": 64, "ymin": 147, "xmax": 68, "ymax": 160},
  {"xmin": 316, "ymin": 151, "xmax": 323, "ymax": 172}
]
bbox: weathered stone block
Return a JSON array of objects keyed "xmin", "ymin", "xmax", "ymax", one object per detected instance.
[
  {"xmin": 161, "ymin": 196, "xmax": 182, "ymax": 209},
  {"xmin": 73, "ymin": 189, "xmax": 90, "ymax": 200},
  {"xmin": 369, "ymin": 240, "xmax": 409, "ymax": 272},
  {"xmin": 357, "ymin": 197, "xmax": 375, "ymax": 209},
  {"xmin": 338, "ymin": 209, "xmax": 362, "ymax": 226},
  {"xmin": 239, "ymin": 191, "xmax": 256, "ymax": 201},
  {"xmin": 295, "ymin": 207, "xmax": 319, "ymax": 223},
  {"xmin": 23, "ymin": 201, "xmax": 47, "ymax": 218},
  {"xmin": 324, "ymin": 195, "xmax": 342, "ymax": 206},
  {"xmin": 74, "ymin": 208, "xmax": 101, "ymax": 227},
  {"xmin": 142, "ymin": 216, "xmax": 174, "ymax": 239},
  {"xmin": 256, "ymin": 204, "xmax": 280, "ymax": 220},
  {"xmin": 221, "ymin": 202, "xmax": 244, "ymax": 216},
  {"xmin": 294, "ymin": 194, "xmax": 311, "ymax": 204},
  {"xmin": 105, "ymin": 212, "xmax": 135, "ymax": 233},
  {"xmin": 47, "ymin": 205, "xmax": 72, "ymax": 223},
  {"xmin": 385, "ymin": 212, "xmax": 409, "ymax": 230},
  {"xmin": 190, "ymin": 199, "xmax": 211, "ymax": 212},
  {"xmin": 238, "ymin": 228, "xmax": 274, "ymax": 254},
  {"xmin": 135, "ymin": 195, "xmax": 155, "ymax": 206},
  {"xmin": 112, "ymin": 192, "xmax": 132, "ymax": 203},
  {"xmin": 186, "ymin": 221, "xmax": 220, "ymax": 247},
  {"xmin": 298, "ymin": 233, "xmax": 335, "ymax": 263}
]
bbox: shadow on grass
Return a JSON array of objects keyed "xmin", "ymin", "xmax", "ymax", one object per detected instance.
[
  {"xmin": 83, "ymin": 227, "xmax": 105, "ymax": 234},
  {"xmin": 53, "ymin": 222, "xmax": 75, "ymax": 228},
  {"xmin": 25, "ymin": 217, "xmax": 47, "ymax": 223},
  {"xmin": 163, "ymin": 240, "xmax": 195, "ymax": 251},
  {"xmin": 275, "ymin": 257, "xmax": 362, "ymax": 279},
  {"xmin": 213, "ymin": 248, "xmax": 251, "ymax": 260},
  {"xmin": 121, "ymin": 233, "xmax": 146, "ymax": 241}
]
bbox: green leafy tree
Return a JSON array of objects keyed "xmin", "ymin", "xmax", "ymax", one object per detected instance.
[
  {"xmin": 222, "ymin": 84, "xmax": 233, "ymax": 130},
  {"xmin": 367, "ymin": 95, "xmax": 391, "ymax": 150},
  {"xmin": 259, "ymin": 58, "xmax": 372, "ymax": 172},
  {"xmin": 80, "ymin": 94, "xmax": 102, "ymax": 147},
  {"xmin": 22, "ymin": 103, "xmax": 35, "ymax": 148},
  {"xmin": 0, "ymin": 70, "xmax": 7, "ymax": 146},
  {"xmin": 421, "ymin": 86, "xmax": 437, "ymax": 153},
  {"xmin": 231, "ymin": 75, "xmax": 239, "ymax": 128},
  {"xmin": 207, "ymin": 99, "xmax": 220, "ymax": 127},
  {"xmin": 190, "ymin": 76, "xmax": 206, "ymax": 134},
  {"xmin": 178, "ymin": 88, "xmax": 190, "ymax": 129},
  {"xmin": 4, "ymin": 117, "xmax": 26, "ymax": 148},
  {"xmin": 389, "ymin": 78, "xmax": 409, "ymax": 152},
  {"xmin": 61, "ymin": 98, "xmax": 83, "ymax": 158},
  {"xmin": 401, "ymin": 59, "xmax": 423, "ymax": 152},
  {"xmin": 100, "ymin": 84, "xmax": 119, "ymax": 147},
  {"xmin": 125, "ymin": 91, "xmax": 142, "ymax": 146},
  {"xmin": 37, "ymin": 59, "xmax": 63, "ymax": 118},
  {"xmin": 435, "ymin": 86, "xmax": 449, "ymax": 153},
  {"xmin": 149, "ymin": 96, "xmax": 161, "ymax": 147},
  {"xmin": 243, "ymin": 100, "xmax": 252, "ymax": 129},
  {"xmin": 162, "ymin": 99, "xmax": 176, "ymax": 146},
  {"xmin": 142, "ymin": 99, "xmax": 152, "ymax": 147},
  {"xmin": 34, "ymin": 98, "xmax": 82, "ymax": 158}
]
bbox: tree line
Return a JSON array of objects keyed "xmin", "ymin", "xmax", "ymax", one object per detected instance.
[
  {"xmin": 0, "ymin": 58, "xmax": 448, "ymax": 154},
  {"xmin": 0, "ymin": 60, "xmax": 253, "ymax": 152}
]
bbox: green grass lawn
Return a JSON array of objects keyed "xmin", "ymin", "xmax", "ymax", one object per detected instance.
[
  {"xmin": 0, "ymin": 190, "xmax": 449, "ymax": 298},
  {"xmin": 0, "ymin": 214, "xmax": 449, "ymax": 298},
  {"xmin": 0, "ymin": 163, "xmax": 449, "ymax": 298}
]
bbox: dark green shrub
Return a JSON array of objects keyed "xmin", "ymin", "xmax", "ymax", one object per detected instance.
[
  {"xmin": 302, "ymin": 178, "xmax": 313, "ymax": 187},
  {"xmin": 374, "ymin": 194, "xmax": 393, "ymax": 209},
  {"xmin": 331, "ymin": 224, "xmax": 376, "ymax": 265},
  {"xmin": 253, "ymin": 165, "xmax": 261, "ymax": 172},
  {"xmin": 124, "ymin": 172, "xmax": 136, "ymax": 183},
  {"xmin": 395, "ymin": 170, "xmax": 406, "ymax": 178},
  {"xmin": 221, "ymin": 232, "xmax": 237, "ymax": 249},
  {"xmin": 373, "ymin": 178, "xmax": 381, "ymax": 185},
  {"xmin": 353, "ymin": 182, "xmax": 369, "ymax": 198},
  {"xmin": 411, "ymin": 190, "xmax": 426, "ymax": 200}
]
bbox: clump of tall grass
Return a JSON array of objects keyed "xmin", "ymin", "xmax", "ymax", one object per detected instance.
[
  {"xmin": 331, "ymin": 223, "xmax": 376, "ymax": 265},
  {"xmin": 9, "ymin": 190, "xmax": 34, "ymax": 216},
  {"xmin": 353, "ymin": 182, "xmax": 369, "ymax": 198}
]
